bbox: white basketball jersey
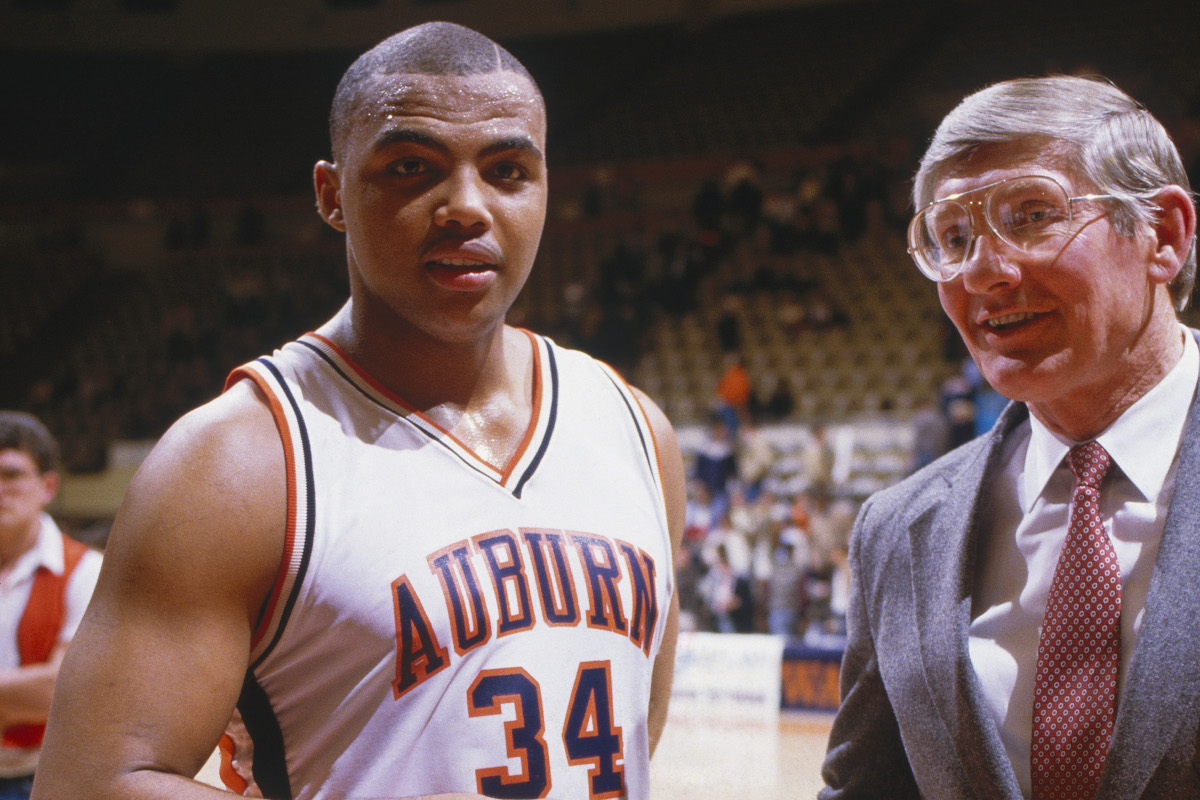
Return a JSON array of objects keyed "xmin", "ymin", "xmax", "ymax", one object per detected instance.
[{"xmin": 219, "ymin": 330, "xmax": 674, "ymax": 800}]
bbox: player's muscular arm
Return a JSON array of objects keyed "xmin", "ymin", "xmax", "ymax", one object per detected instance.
[
  {"xmin": 632, "ymin": 388, "xmax": 685, "ymax": 758},
  {"xmin": 29, "ymin": 385, "xmax": 533, "ymax": 800},
  {"xmin": 31, "ymin": 381, "xmax": 287, "ymax": 800}
]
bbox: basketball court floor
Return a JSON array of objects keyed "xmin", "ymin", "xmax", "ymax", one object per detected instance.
[
  {"xmin": 196, "ymin": 709, "xmax": 835, "ymax": 797},
  {"xmin": 649, "ymin": 710, "xmax": 834, "ymax": 798}
]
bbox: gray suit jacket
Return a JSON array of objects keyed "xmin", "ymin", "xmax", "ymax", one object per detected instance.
[{"xmin": 820, "ymin": 335, "xmax": 1200, "ymax": 799}]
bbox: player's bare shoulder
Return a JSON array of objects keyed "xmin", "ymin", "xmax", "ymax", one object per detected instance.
[{"xmin": 102, "ymin": 378, "xmax": 287, "ymax": 621}]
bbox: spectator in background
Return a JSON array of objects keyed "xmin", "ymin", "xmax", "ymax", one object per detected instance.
[
  {"xmin": 826, "ymin": 546, "xmax": 849, "ymax": 636},
  {"xmin": 722, "ymin": 158, "xmax": 764, "ymax": 239},
  {"xmin": 735, "ymin": 418, "xmax": 776, "ymax": 500},
  {"xmin": 965, "ymin": 360, "xmax": 1010, "ymax": 437},
  {"xmin": 702, "ymin": 543, "xmax": 753, "ymax": 634},
  {"xmin": 751, "ymin": 373, "xmax": 795, "ymax": 422},
  {"xmin": 765, "ymin": 540, "xmax": 805, "ymax": 636},
  {"xmin": 0, "ymin": 412, "xmax": 101, "ymax": 800},
  {"xmin": 909, "ymin": 397, "xmax": 950, "ymax": 472},
  {"xmin": 940, "ymin": 369, "xmax": 977, "ymax": 449},
  {"xmin": 804, "ymin": 487, "xmax": 851, "ymax": 566},
  {"xmin": 715, "ymin": 295, "xmax": 743, "ymax": 354},
  {"xmin": 692, "ymin": 413, "xmax": 738, "ymax": 504},
  {"xmin": 673, "ymin": 542, "xmax": 707, "ymax": 634},
  {"xmin": 654, "ymin": 233, "xmax": 705, "ymax": 316},
  {"xmin": 800, "ymin": 424, "xmax": 836, "ymax": 494},
  {"xmin": 715, "ymin": 355, "xmax": 752, "ymax": 431},
  {"xmin": 684, "ymin": 477, "xmax": 720, "ymax": 546}
]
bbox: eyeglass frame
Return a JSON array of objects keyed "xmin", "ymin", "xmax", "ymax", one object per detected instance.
[{"xmin": 907, "ymin": 174, "xmax": 1117, "ymax": 282}]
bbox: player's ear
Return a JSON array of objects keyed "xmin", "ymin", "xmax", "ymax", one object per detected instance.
[{"xmin": 315, "ymin": 160, "xmax": 346, "ymax": 232}]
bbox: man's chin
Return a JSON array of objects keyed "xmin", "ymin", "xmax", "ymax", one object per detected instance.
[{"xmin": 972, "ymin": 354, "xmax": 1059, "ymax": 403}]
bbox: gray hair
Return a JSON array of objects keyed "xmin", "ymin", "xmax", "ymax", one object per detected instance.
[{"xmin": 913, "ymin": 75, "xmax": 1197, "ymax": 310}]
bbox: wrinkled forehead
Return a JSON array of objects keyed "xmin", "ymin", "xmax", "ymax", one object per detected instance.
[{"xmin": 927, "ymin": 137, "xmax": 1082, "ymax": 203}]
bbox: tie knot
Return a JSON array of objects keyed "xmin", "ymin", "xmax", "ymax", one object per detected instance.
[{"xmin": 1067, "ymin": 441, "xmax": 1112, "ymax": 490}]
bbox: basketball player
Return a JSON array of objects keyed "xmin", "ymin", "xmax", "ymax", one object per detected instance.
[{"xmin": 31, "ymin": 22, "xmax": 684, "ymax": 800}]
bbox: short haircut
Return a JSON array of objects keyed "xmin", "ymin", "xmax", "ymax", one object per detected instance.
[
  {"xmin": 329, "ymin": 21, "xmax": 542, "ymax": 163},
  {"xmin": 913, "ymin": 75, "xmax": 1198, "ymax": 310},
  {"xmin": 0, "ymin": 411, "xmax": 61, "ymax": 474}
]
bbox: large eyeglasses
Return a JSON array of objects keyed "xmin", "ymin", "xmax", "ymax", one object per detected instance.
[{"xmin": 907, "ymin": 174, "xmax": 1115, "ymax": 281}]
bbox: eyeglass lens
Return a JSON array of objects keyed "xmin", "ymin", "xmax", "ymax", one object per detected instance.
[{"xmin": 913, "ymin": 176, "xmax": 1070, "ymax": 277}]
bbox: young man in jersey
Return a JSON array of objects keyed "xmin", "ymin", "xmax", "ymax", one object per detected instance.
[
  {"xmin": 31, "ymin": 21, "xmax": 685, "ymax": 800},
  {"xmin": 0, "ymin": 412, "xmax": 101, "ymax": 800}
]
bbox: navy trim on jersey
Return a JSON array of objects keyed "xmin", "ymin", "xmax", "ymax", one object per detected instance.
[
  {"xmin": 296, "ymin": 337, "xmax": 558, "ymax": 498},
  {"xmin": 251, "ymin": 356, "xmax": 317, "ymax": 671},
  {"xmin": 238, "ymin": 670, "xmax": 293, "ymax": 800},
  {"xmin": 600, "ymin": 369, "xmax": 658, "ymax": 480},
  {"xmin": 512, "ymin": 337, "xmax": 559, "ymax": 499},
  {"xmin": 295, "ymin": 339, "xmax": 494, "ymax": 481}
]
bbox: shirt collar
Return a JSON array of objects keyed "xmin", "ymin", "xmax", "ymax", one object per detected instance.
[
  {"xmin": 7, "ymin": 514, "xmax": 65, "ymax": 585},
  {"xmin": 1023, "ymin": 327, "xmax": 1199, "ymax": 508}
]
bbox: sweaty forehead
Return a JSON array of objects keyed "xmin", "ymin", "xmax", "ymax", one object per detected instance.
[{"xmin": 357, "ymin": 71, "xmax": 545, "ymax": 132}]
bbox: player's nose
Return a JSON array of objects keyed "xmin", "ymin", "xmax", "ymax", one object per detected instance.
[{"xmin": 434, "ymin": 168, "xmax": 492, "ymax": 231}]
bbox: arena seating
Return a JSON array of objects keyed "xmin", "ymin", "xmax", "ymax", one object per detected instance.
[{"xmin": 4, "ymin": 0, "xmax": 1200, "ymax": 505}]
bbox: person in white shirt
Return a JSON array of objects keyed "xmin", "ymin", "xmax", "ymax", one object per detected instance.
[
  {"xmin": 0, "ymin": 412, "xmax": 101, "ymax": 800},
  {"xmin": 821, "ymin": 75, "xmax": 1199, "ymax": 799}
]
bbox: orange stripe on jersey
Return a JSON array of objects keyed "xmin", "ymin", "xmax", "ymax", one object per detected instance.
[
  {"xmin": 608, "ymin": 368, "xmax": 667, "ymax": 503},
  {"xmin": 307, "ymin": 331, "xmax": 547, "ymax": 484},
  {"xmin": 498, "ymin": 329, "xmax": 545, "ymax": 485},
  {"xmin": 305, "ymin": 332, "xmax": 421, "ymax": 415},
  {"xmin": 227, "ymin": 367, "xmax": 300, "ymax": 653}
]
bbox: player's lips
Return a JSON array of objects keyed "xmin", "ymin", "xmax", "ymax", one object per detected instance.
[{"xmin": 424, "ymin": 243, "xmax": 501, "ymax": 292}]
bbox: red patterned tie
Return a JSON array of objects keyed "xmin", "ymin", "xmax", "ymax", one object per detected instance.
[{"xmin": 1032, "ymin": 441, "xmax": 1119, "ymax": 800}]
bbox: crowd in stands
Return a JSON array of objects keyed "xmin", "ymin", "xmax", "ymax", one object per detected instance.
[
  {"xmin": 677, "ymin": 408, "xmax": 857, "ymax": 642},
  {"xmin": 522, "ymin": 146, "xmax": 909, "ymax": 394},
  {"xmin": 12, "ymin": 217, "xmax": 347, "ymax": 474}
]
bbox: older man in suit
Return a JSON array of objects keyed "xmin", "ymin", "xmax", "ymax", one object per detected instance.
[{"xmin": 820, "ymin": 75, "xmax": 1199, "ymax": 799}]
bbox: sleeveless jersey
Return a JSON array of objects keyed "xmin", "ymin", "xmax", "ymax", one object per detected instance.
[{"xmin": 221, "ymin": 330, "xmax": 674, "ymax": 800}]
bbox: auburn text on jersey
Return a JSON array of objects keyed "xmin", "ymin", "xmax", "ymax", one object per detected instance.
[{"xmin": 392, "ymin": 527, "xmax": 660, "ymax": 698}]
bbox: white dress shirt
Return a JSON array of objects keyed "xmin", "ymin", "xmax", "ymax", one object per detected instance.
[
  {"xmin": 0, "ymin": 514, "xmax": 102, "ymax": 777},
  {"xmin": 967, "ymin": 329, "xmax": 1199, "ymax": 799}
]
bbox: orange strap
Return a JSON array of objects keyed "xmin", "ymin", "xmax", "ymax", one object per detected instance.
[{"xmin": 3, "ymin": 535, "xmax": 88, "ymax": 749}]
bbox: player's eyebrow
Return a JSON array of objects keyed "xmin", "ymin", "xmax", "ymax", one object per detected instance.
[
  {"xmin": 372, "ymin": 127, "xmax": 441, "ymax": 153},
  {"xmin": 481, "ymin": 136, "xmax": 544, "ymax": 163},
  {"xmin": 372, "ymin": 128, "xmax": 543, "ymax": 163}
]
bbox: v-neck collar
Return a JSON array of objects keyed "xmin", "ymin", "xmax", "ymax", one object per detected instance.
[{"xmin": 296, "ymin": 329, "xmax": 558, "ymax": 497}]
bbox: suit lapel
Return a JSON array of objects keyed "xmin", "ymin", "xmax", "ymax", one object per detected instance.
[
  {"xmin": 909, "ymin": 403, "xmax": 1027, "ymax": 800},
  {"xmin": 1099, "ymin": 349, "xmax": 1200, "ymax": 799}
]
